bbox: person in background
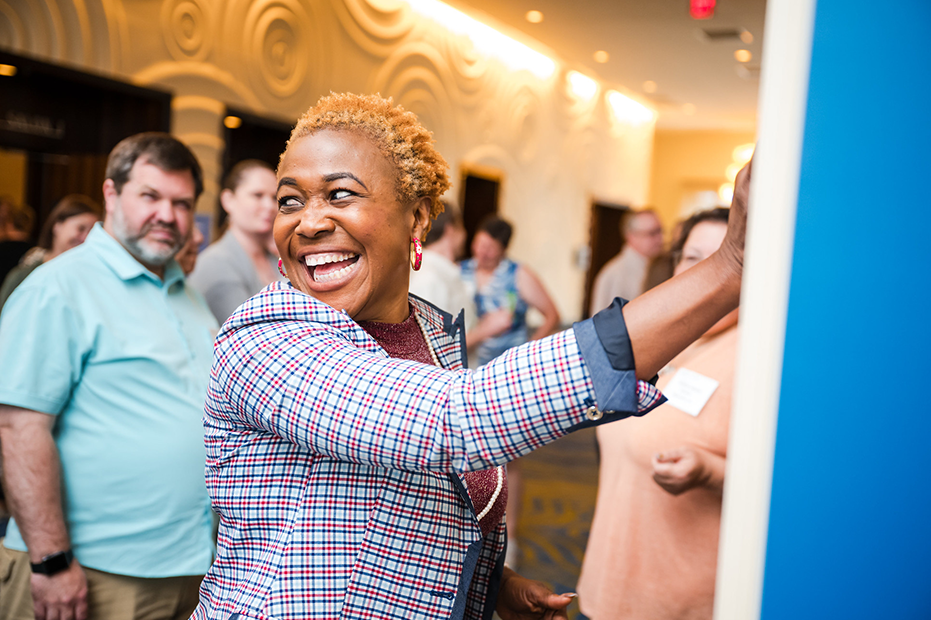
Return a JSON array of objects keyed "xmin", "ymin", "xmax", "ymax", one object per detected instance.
[
  {"xmin": 0, "ymin": 198, "xmax": 36, "ymax": 285},
  {"xmin": 461, "ymin": 215, "xmax": 561, "ymax": 367},
  {"xmin": 0, "ymin": 195, "xmax": 102, "ymax": 311},
  {"xmin": 408, "ymin": 204, "xmax": 476, "ymax": 330},
  {"xmin": 189, "ymin": 159, "xmax": 280, "ymax": 324},
  {"xmin": 459, "ymin": 215, "xmax": 562, "ymax": 568},
  {"xmin": 577, "ymin": 207, "xmax": 738, "ymax": 620},
  {"xmin": 590, "ymin": 209, "xmax": 664, "ymax": 314},
  {"xmin": 0, "ymin": 132, "xmax": 218, "ymax": 620},
  {"xmin": 0, "ymin": 197, "xmax": 19, "ymax": 241},
  {"xmin": 641, "ymin": 250, "xmax": 676, "ymax": 294},
  {"xmin": 0, "ymin": 196, "xmax": 101, "ymax": 541},
  {"xmin": 0, "ymin": 196, "xmax": 34, "ymax": 540}
]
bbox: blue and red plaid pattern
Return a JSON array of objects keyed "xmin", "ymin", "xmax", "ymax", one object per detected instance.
[
  {"xmin": 636, "ymin": 378, "xmax": 664, "ymax": 412},
  {"xmin": 193, "ymin": 283, "xmax": 661, "ymax": 620}
]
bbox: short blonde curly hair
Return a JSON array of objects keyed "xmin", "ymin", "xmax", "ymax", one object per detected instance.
[{"xmin": 284, "ymin": 93, "xmax": 450, "ymax": 221}]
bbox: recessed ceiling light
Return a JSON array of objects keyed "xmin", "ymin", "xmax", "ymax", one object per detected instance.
[
  {"xmin": 224, "ymin": 115, "xmax": 243, "ymax": 129},
  {"xmin": 740, "ymin": 30, "xmax": 754, "ymax": 44},
  {"xmin": 642, "ymin": 80, "xmax": 657, "ymax": 94},
  {"xmin": 682, "ymin": 103, "xmax": 697, "ymax": 116},
  {"xmin": 734, "ymin": 49, "xmax": 752, "ymax": 63},
  {"xmin": 525, "ymin": 10, "xmax": 544, "ymax": 24},
  {"xmin": 593, "ymin": 50, "xmax": 609, "ymax": 64}
]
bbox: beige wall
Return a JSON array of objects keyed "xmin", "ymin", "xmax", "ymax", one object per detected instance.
[
  {"xmin": 1, "ymin": 0, "xmax": 659, "ymax": 322},
  {"xmin": 649, "ymin": 129, "xmax": 756, "ymax": 233}
]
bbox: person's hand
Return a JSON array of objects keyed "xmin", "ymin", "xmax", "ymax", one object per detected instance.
[
  {"xmin": 478, "ymin": 308, "xmax": 513, "ymax": 338},
  {"xmin": 496, "ymin": 567, "xmax": 575, "ymax": 620},
  {"xmin": 719, "ymin": 155, "xmax": 752, "ymax": 273},
  {"xmin": 31, "ymin": 561, "xmax": 88, "ymax": 620},
  {"xmin": 652, "ymin": 446, "xmax": 712, "ymax": 496}
]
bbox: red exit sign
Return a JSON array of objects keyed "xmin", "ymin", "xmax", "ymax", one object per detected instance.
[{"xmin": 691, "ymin": 0, "xmax": 716, "ymax": 19}]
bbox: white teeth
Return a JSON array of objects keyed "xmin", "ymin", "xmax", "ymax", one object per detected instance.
[
  {"xmin": 305, "ymin": 252, "xmax": 357, "ymax": 266},
  {"xmin": 313, "ymin": 261, "xmax": 358, "ymax": 283}
]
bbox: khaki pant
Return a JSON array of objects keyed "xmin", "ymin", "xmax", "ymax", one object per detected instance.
[{"xmin": 0, "ymin": 544, "xmax": 202, "ymax": 620}]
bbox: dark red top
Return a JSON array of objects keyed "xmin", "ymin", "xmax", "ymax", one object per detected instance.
[{"xmin": 359, "ymin": 309, "xmax": 507, "ymax": 537}]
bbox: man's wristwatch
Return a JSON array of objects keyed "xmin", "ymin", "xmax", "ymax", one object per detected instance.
[{"xmin": 30, "ymin": 550, "xmax": 74, "ymax": 576}]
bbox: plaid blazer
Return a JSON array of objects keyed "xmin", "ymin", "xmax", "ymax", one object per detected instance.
[{"xmin": 193, "ymin": 283, "xmax": 661, "ymax": 620}]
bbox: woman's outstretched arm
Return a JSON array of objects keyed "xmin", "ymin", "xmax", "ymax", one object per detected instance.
[{"xmin": 623, "ymin": 160, "xmax": 750, "ymax": 379}]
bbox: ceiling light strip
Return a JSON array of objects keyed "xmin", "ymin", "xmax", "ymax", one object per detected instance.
[
  {"xmin": 606, "ymin": 90, "xmax": 656, "ymax": 126},
  {"xmin": 405, "ymin": 0, "xmax": 556, "ymax": 79}
]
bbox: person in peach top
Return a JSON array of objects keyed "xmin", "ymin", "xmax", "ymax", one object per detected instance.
[{"xmin": 577, "ymin": 207, "xmax": 738, "ymax": 620}]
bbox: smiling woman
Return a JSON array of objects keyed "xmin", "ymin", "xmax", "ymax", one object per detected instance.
[
  {"xmin": 276, "ymin": 128, "xmax": 432, "ymax": 323},
  {"xmin": 275, "ymin": 93, "xmax": 448, "ymax": 324},
  {"xmin": 192, "ymin": 92, "xmax": 752, "ymax": 620}
]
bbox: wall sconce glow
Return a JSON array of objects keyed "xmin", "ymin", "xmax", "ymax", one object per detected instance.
[
  {"xmin": 525, "ymin": 10, "xmax": 544, "ymax": 24},
  {"xmin": 593, "ymin": 50, "xmax": 610, "ymax": 64},
  {"xmin": 732, "ymin": 142, "xmax": 755, "ymax": 164},
  {"xmin": 0, "ymin": 64, "xmax": 17, "ymax": 77},
  {"xmin": 567, "ymin": 71, "xmax": 598, "ymax": 100},
  {"xmin": 719, "ymin": 182, "xmax": 735, "ymax": 204},
  {"xmin": 224, "ymin": 116, "xmax": 243, "ymax": 129},
  {"xmin": 607, "ymin": 91, "xmax": 655, "ymax": 126},
  {"xmin": 740, "ymin": 30, "xmax": 754, "ymax": 44},
  {"xmin": 734, "ymin": 49, "xmax": 752, "ymax": 63},
  {"xmin": 642, "ymin": 80, "xmax": 657, "ymax": 94},
  {"xmin": 406, "ymin": 0, "xmax": 556, "ymax": 79}
]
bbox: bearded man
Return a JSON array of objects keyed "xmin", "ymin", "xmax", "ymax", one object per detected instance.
[
  {"xmin": 590, "ymin": 209, "xmax": 665, "ymax": 314},
  {"xmin": 0, "ymin": 133, "xmax": 217, "ymax": 620}
]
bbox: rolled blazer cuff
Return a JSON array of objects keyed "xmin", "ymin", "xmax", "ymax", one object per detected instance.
[
  {"xmin": 572, "ymin": 299, "xmax": 666, "ymax": 426},
  {"xmin": 591, "ymin": 297, "xmax": 634, "ymax": 371},
  {"xmin": 573, "ymin": 318, "xmax": 639, "ymax": 416}
]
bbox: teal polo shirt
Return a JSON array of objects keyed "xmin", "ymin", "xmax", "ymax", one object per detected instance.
[{"xmin": 0, "ymin": 224, "xmax": 218, "ymax": 578}]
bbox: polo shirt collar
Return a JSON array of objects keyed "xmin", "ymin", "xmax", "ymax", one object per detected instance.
[{"xmin": 86, "ymin": 223, "xmax": 185, "ymax": 287}]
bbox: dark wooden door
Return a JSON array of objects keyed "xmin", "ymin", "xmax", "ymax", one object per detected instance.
[
  {"xmin": 582, "ymin": 202, "xmax": 630, "ymax": 318},
  {"xmin": 0, "ymin": 50, "xmax": 170, "ymax": 236},
  {"xmin": 217, "ymin": 108, "xmax": 293, "ymax": 232},
  {"xmin": 460, "ymin": 168, "xmax": 501, "ymax": 258}
]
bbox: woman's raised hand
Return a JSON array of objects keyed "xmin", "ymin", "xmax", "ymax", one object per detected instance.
[
  {"xmin": 719, "ymin": 155, "xmax": 753, "ymax": 274},
  {"xmin": 623, "ymin": 154, "xmax": 751, "ymax": 380}
]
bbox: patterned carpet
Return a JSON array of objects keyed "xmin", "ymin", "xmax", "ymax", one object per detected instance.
[{"xmin": 512, "ymin": 427, "xmax": 600, "ymax": 620}]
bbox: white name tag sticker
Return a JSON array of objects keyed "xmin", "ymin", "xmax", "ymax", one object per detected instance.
[{"xmin": 662, "ymin": 368, "xmax": 719, "ymax": 417}]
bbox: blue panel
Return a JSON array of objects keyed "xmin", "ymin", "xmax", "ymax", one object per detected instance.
[{"xmin": 762, "ymin": 0, "xmax": 931, "ymax": 618}]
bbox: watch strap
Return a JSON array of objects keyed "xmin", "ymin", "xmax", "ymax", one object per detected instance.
[{"xmin": 30, "ymin": 550, "xmax": 74, "ymax": 576}]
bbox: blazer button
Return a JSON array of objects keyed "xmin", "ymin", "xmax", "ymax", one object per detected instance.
[{"xmin": 585, "ymin": 406, "xmax": 603, "ymax": 421}]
